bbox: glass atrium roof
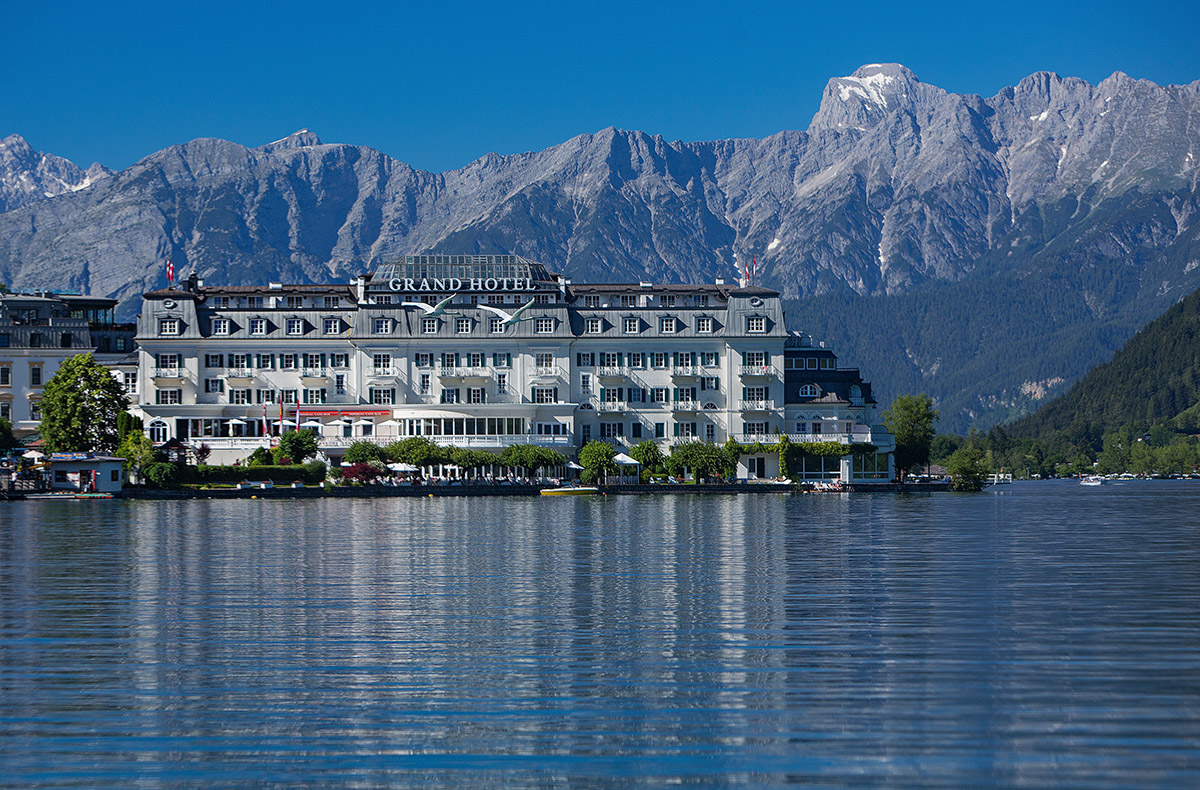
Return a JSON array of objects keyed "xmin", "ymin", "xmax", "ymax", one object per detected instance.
[{"xmin": 371, "ymin": 255, "xmax": 555, "ymax": 283}]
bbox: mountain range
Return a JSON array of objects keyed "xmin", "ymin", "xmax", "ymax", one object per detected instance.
[{"xmin": 1, "ymin": 63, "xmax": 1198, "ymax": 432}]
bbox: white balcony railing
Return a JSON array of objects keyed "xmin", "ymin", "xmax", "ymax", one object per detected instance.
[
  {"xmin": 227, "ymin": 368, "xmax": 254, "ymax": 378},
  {"xmin": 672, "ymin": 400, "xmax": 701, "ymax": 412},
  {"xmin": 370, "ymin": 366, "xmax": 398, "ymax": 377},
  {"xmin": 440, "ymin": 366, "xmax": 492, "ymax": 378},
  {"xmin": 739, "ymin": 399, "xmax": 775, "ymax": 411},
  {"xmin": 318, "ymin": 434, "xmax": 572, "ymax": 449},
  {"xmin": 596, "ymin": 366, "xmax": 628, "ymax": 377},
  {"xmin": 671, "ymin": 365, "xmax": 697, "ymax": 376},
  {"xmin": 153, "ymin": 367, "xmax": 183, "ymax": 378},
  {"xmin": 595, "ymin": 400, "xmax": 628, "ymax": 413},
  {"xmin": 532, "ymin": 365, "xmax": 561, "ymax": 378},
  {"xmin": 737, "ymin": 432, "xmax": 876, "ymax": 445},
  {"xmin": 740, "ymin": 365, "xmax": 774, "ymax": 377},
  {"xmin": 302, "ymin": 367, "xmax": 327, "ymax": 378}
]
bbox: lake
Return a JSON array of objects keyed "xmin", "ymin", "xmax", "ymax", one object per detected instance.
[{"xmin": 1, "ymin": 482, "xmax": 1198, "ymax": 787}]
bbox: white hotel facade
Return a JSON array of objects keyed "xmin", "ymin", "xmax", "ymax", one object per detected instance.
[{"xmin": 133, "ymin": 255, "xmax": 894, "ymax": 482}]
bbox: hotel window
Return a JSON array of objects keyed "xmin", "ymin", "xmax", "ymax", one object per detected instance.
[
  {"xmin": 281, "ymin": 354, "xmax": 298, "ymax": 370},
  {"xmin": 586, "ymin": 317, "xmax": 602, "ymax": 334},
  {"xmin": 623, "ymin": 317, "xmax": 639, "ymax": 334},
  {"xmin": 375, "ymin": 294, "xmax": 394, "ymax": 305},
  {"xmin": 159, "ymin": 318, "xmax": 180, "ymax": 335},
  {"xmin": 370, "ymin": 387, "xmax": 395, "ymax": 405},
  {"xmin": 744, "ymin": 386, "xmax": 768, "ymax": 401},
  {"xmin": 489, "ymin": 317, "xmax": 504, "ymax": 333},
  {"xmin": 0, "ymin": 334, "xmax": 8, "ymax": 347},
  {"xmin": 619, "ymin": 295, "xmax": 637, "ymax": 308},
  {"xmin": 0, "ymin": 366, "xmax": 10, "ymax": 386},
  {"xmin": 212, "ymin": 317, "xmax": 231, "ymax": 335},
  {"xmin": 580, "ymin": 373, "xmax": 592, "ymax": 395},
  {"xmin": 204, "ymin": 378, "xmax": 225, "ymax": 393},
  {"xmin": 488, "ymin": 294, "xmax": 505, "ymax": 305},
  {"xmin": 468, "ymin": 352, "xmax": 484, "ymax": 367},
  {"xmin": 745, "ymin": 421, "xmax": 768, "ymax": 434},
  {"xmin": 372, "ymin": 353, "xmax": 392, "ymax": 373},
  {"xmin": 696, "ymin": 294, "xmax": 709, "ymax": 307},
  {"xmin": 534, "ymin": 318, "xmax": 554, "ymax": 333},
  {"xmin": 29, "ymin": 400, "xmax": 42, "ymax": 421},
  {"xmin": 116, "ymin": 338, "xmax": 128, "ymax": 351},
  {"xmin": 799, "ymin": 384, "xmax": 819, "ymax": 397},
  {"xmin": 600, "ymin": 422, "xmax": 624, "ymax": 439},
  {"xmin": 496, "ymin": 373, "xmax": 508, "ymax": 394},
  {"xmin": 373, "ymin": 317, "xmax": 391, "ymax": 334},
  {"xmin": 821, "ymin": 357, "xmax": 835, "ymax": 369},
  {"xmin": 706, "ymin": 424, "xmax": 716, "ymax": 441},
  {"xmin": 537, "ymin": 352, "xmax": 556, "ymax": 368},
  {"xmin": 651, "ymin": 353, "xmax": 667, "ymax": 369},
  {"xmin": 416, "ymin": 353, "xmax": 433, "ymax": 367},
  {"xmin": 744, "ymin": 351, "xmax": 766, "ymax": 367},
  {"xmin": 247, "ymin": 296, "xmax": 263, "ymax": 308},
  {"xmin": 156, "ymin": 389, "xmax": 181, "ymax": 405},
  {"xmin": 455, "ymin": 317, "xmax": 472, "ymax": 334},
  {"xmin": 584, "ymin": 295, "xmax": 601, "ymax": 308},
  {"xmin": 286, "ymin": 296, "xmax": 303, "ymax": 309},
  {"xmin": 213, "ymin": 296, "xmax": 229, "ymax": 308},
  {"xmin": 674, "ymin": 422, "xmax": 696, "ymax": 437},
  {"xmin": 323, "ymin": 318, "xmax": 341, "ymax": 334},
  {"xmin": 256, "ymin": 389, "xmax": 276, "ymax": 404},
  {"xmin": 629, "ymin": 353, "xmax": 645, "ymax": 369},
  {"xmin": 651, "ymin": 388, "xmax": 669, "ymax": 403},
  {"xmin": 280, "ymin": 389, "xmax": 298, "ymax": 404},
  {"xmin": 492, "ymin": 352, "xmax": 511, "ymax": 367},
  {"xmin": 231, "ymin": 389, "xmax": 251, "ymax": 405},
  {"xmin": 535, "ymin": 294, "xmax": 551, "ymax": 304},
  {"xmin": 324, "ymin": 296, "xmax": 340, "ymax": 308},
  {"xmin": 533, "ymin": 386, "xmax": 558, "ymax": 404},
  {"xmin": 701, "ymin": 377, "xmax": 720, "ymax": 392},
  {"xmin": 467, "ymin": 387, "xmax": 485, "ymax": 404},
  {"xmin": 747, "ymin": 316, "xmax": 766, "ymax": 333},
  {"xmin": 659, "ymin": 317, "xmax": 676, "ymax": 333},
  {"xmin": 808, "ymin": 357, "xmax": 818, "ymax": 369},
  {"xmin": 30, "ymin": 365, "xmax": 42, "ymax": 386},
  {"xmin": 422, "ymin": 318, "xmax": 438, "ymax": 334},
  {"xmin": 286, "ymin": 318, "xmax": 304, "ymax": 335},
  {"xmin": 629, "ymin": 387, "xmax": 645, "ymax": 403},
  {"xmin": 701, "ymin": 352, "xmax": 718, "ymax": 367},
  {"xmin": 303, "ymin": 388, "xmax": 327, "ymax": 404},
  {"xmin": 249, "ymin": 318, "xmax": 267, "ymax": 335},
  {"xmin": 304, "ymin": 353, "xmax": 323, "ymax": 369},
  {"xmin": 696, "ymin": 316, "xmax": 713, "ymax": 333},
  {"xmin": 254, "ymin": 353, "xmax": 274, "ymax": 369},
  {"xmin": 440, "ymin": 388, "xmax": 460, "ymax": 404},
  {"xmin": 576, "ymin": 352, "xmax": 594, "ymax": 367},
  {"xmin": 654, "ymin": 422, "xmax": 665, "ymax": 438},
  {"xmin": 661, "ymin": 295, "xmax": 676, "ymax": 307},
  {"xmin": 418, "ymin": 373, "xmax": 431, "ymax": 395},
  {"xmin": 441, "ymin": 352, "xmax": 457, "ymax": 369},
  {"xmin": 600, "ymin": 352, "xmax": 620, "ymax": 367},
  {"xmin": 330, "ymin": 353, "xmax": 348, "ymax": 368},
  {"xmin": 631, "ymin": 422, "xmax": 643, "ymax": 439}
]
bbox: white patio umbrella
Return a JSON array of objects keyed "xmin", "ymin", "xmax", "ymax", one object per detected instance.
[
  {"xmin": 325, "ymin": 418, "xmax": 350, "ymax": 426},
  {"xmin": 300, "ymin": 419, "xmax": 324, "ymax": 428},
  {"xmin": 378, "ymin": 419, "xmax": 400, "ymax": 427},
  {"xmin": 388, "ymin": 462, "xmax": 418, "ymax": 472},
  {"xmin": 566, "ymin": 461, "xmax": 584, "ymax": 470},
  {"xmin": 22, "ymin": 449, "xmax": 45, "ymax": 460},
  {"xmin": 612, "ymin": 452, "xmax": 641, "ymax": 466},
  {"xmin": 352, "ymin": 419, "xmax": 374, "ymax": 426},
  {"xmin": 226, "ymin": 418, "xmax": 247, "ymax": 425}
]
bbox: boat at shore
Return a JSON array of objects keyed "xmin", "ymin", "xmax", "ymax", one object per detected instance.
[
  {"xmin": 1080, "ymin": 476, "xmax": 1105, "ymax": 486},
  {"xmin": 540, "ymin": 485, "xmax": 601, "ymax": 496}
]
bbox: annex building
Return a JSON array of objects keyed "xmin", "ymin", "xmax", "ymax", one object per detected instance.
[{"xmin": 133, "ymin": 255, "xmax": 895, "ymax": 483}]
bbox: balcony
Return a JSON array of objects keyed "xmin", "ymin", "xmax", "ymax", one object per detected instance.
[
  {"xmin": 739, "ymin": 399, "xmax": 775, "ymax": 412},
  {"xmin": 153, "ymin": 367, "xmax": 184, "ymax": 380},
  {"xmin": 738, "ymin": 432, "xmax": 874, "ymax": 445},
  {"xmin": 532, "ymin": 365, "xmax": 562, "ymax": 379},
  {"xmin": 301, "ymin": 367, "xmax": 328, "ymax": 379},
  {"xmin": 318, "ymin": 433, "xmax": 572, "ymax": 450},
  {"xmin": 740, "ymin": 365, "xmax": 774, "ymax": 377},
  {"xmin": 671, "ymin": 365, "xmax": 698, "ymax": 377},
  {"xmin": 440, "ymin": 366, "xmax": 491, "ymax": 379},
  {"xmin": 595, "ymin": 400, "xmax": 628, "ymax": 413},
  {"xmin": 227, "ymin": 368, "xmax": 254, "ymax": 380},
  {"xmin": 672, "ymin": 400, "xmax": 701, "ymax": 412},
  {"xmin": 596, "ymin": 366, "xmax": 628, "ymax": 378},
  {"xmin": 369, "ymin": 366, "xmax": 399, "ymax": 378}
]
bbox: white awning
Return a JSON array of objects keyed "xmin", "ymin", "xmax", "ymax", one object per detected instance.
[{"xmin": 612, "ymin": 452, "xmax": 641, "ymax": 466}]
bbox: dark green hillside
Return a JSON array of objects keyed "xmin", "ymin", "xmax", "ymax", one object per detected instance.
[{"xmin": 1008, "ymin": 285, "xmax": 1200, "ymax": 440}]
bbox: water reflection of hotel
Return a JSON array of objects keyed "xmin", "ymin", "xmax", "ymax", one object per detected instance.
[{"xmin": 132, "ymin": 255, "xmax": 894, "ymax": 483}]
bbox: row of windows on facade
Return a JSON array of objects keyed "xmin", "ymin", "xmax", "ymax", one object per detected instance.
[
  {"xmin": 205, "ymin": 295, "xmax": 346, "ymax": 310},
  {"xmin": 153, "ymin": 350, "xmax": 795, "ymax": 373},
  {"xmin": 159, "ymin": 314, "xmax": 765, "ymax": 337},
  {"xmin": 1, "ymin": 401, "xmax": 42, "ymax": 420},
  {"xmin": 0, "ymin": 364, "xmax": 43, "ymax": 386},
  {"xmin": 0, "ymin": 332, "xmax": 79, "ymax": 348}
]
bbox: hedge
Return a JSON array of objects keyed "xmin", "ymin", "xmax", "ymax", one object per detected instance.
[{"xmin": 193, "ymin": 461, "xmax": 327, "ymax": 484}]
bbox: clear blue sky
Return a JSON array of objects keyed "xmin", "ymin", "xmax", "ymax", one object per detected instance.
[{"xmin": 4, "ymin": 0, "xmax": 1198, "ymax": 173}]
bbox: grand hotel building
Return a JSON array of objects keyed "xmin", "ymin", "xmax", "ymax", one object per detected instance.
[{"xmin": 133, "ymin": 255, "xmax": 895, "ymax": 482}]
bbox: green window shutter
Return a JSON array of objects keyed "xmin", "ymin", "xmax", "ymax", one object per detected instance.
[{"xmin": 673, "ymin": 423, "xmax": 680, "ymax": 437}]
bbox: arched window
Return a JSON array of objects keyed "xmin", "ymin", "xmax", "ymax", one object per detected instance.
[
  {"xmin": 799, "ymin": 384, "xmax": 819, "ymax": 398},
  {"xmin": 849, "ymin": 384, "xmax": 862, "ymax": 402},
  {"xmin": 148, "ymin": 420, "xmax": 169, "ymax": 444}
]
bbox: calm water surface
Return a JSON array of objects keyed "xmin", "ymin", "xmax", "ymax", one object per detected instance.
[{"xmin": 1, "ymin": 483, "xmax": 1198, "ymax": 788}]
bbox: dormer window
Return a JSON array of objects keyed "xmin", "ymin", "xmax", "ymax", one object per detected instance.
[
  {"xmin": 584, "ymin": 295, "xmax": 601, "ymax": 308},
  {"xmin": 455, "ymin": 317, "xmax": 472, "ymax": 334},
  {"xmin": 286, "ymin": 318, "xmax": 304, "ymax": 335},
  {"xmin": 212, "ymin": 317, "xmax": 230, "ymax": 335},
  {"xmin": 247, "ymin": 296, "xmax": 263, "ymax": 308},
  {"xmin": 659, "ymin": 317, "xmax": 676, "ymax": 334},
  {"xmin": 422, "ymin": 318, "xmax": 438, "ymax": 334},
  {"xmin": 249, "ymin": 318, "xmax": 266, "ymax": 335},
  {"xmin": 696, "ymin": 316, "xmax": 713, "ymax": 333},
  {"xmin": 799, "ymin": 384, "xmax": 819, "ymax": 397},
  {"xmin": 323, "ymin": 318, "xmax": 341, "ymax": 334},
  {"xmin": 286, "ymin": 296, "xmax": 303, "ymax": 309},
  {"xmin": 159, "ymin": 318, "xmax": 180, "ymax": 336},
  {"xmin": 586, "ymin": 317, "xmax": 602, "ymax": 334},
  {"xmin": 747, "ymin": 316, "xmax": 766, "ymax": 333},
  {"xmin": 374, "ymin": 317, "xmax": 392, "ymax": 334},
  {"xmin": 623, "ymin": 317, "xmax": 639, "ymax": 334},
  {"xmin": 324, "ymin": 296, "xmax": 340, "ymax": 308},
  {"xmin": 661, "ymin": 295, "xmax": 676, "ymax": 307}
]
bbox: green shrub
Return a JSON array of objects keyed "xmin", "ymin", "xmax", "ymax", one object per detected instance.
[{"xmin": 143, "ymin": 462, "xmax": 180, "ymax": 488}]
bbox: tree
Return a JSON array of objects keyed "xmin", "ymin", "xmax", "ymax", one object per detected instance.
[
  {"xmin": 344, "ymin": 440, "xmax": 388, "ymax": 465},
  {"xmin": 116, "ymin": 430, "xmax": 158, "ymax": 483},
  {"xmin": 578, "ymin": 441, "xmax": 617, "ymax": 484},
  {"xmin": 667, "ymin": 441, "xmax": 726, "ymax": 481},
  {"xmin": 277, "ymin": 429, "xmax": 318, "ymax": 464},
  {"xmin": 39, "ymin": 353, "xmax": 129, "ymax": 453},
  {"xmin": 629, "ymin": 440, "xmax": 665, "ymax": 478},
  {"xmin": 945, "ymin": 446, "xmax": 990, "ymax": 491},
  {"xmin": 0, "ymin": 418, "xmax": 18, "ymax": 452},
  {"xmin": 386, "ymin": 437, "xmax": 449, "ymax": 468},
  {"xmin": 883, "ymin": 394, "xmax": 939, "ymax": 480}
]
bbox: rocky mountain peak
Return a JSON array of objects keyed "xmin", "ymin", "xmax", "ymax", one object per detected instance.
[
  {"xmin": 0, "ymin": 133, "xmax": 109, "ymax": 212},
  {"xmin": 255, "ymin": 129, "xmax": 324, "ymax": 154},
  {"xmin": 808, "ymin": 63, "xmax": 937, "ymax": 132}
]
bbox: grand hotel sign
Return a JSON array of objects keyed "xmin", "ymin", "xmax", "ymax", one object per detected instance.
[{"xmin": 386, "ymin": 277, "xmax": 540, "ymax": 293}]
